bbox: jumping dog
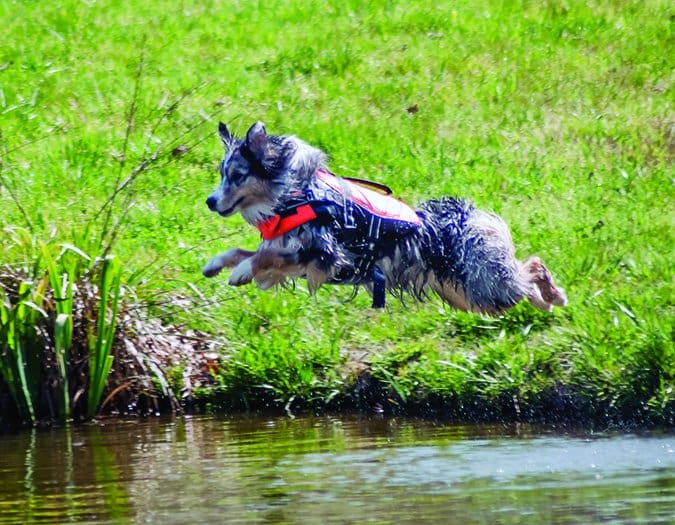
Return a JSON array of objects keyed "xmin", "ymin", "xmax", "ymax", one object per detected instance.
[{"xmin": 203, "ymin": 121, "xmax": 567, "ymax": 314}]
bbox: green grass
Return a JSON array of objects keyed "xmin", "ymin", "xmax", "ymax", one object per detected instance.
[
  {"xmin": 1, "ymin": 233, "xmax": 126, "ymax": 424},
  {"xmin": 1, "ymin": 0, "xmax": 673, "ymax": 426}
]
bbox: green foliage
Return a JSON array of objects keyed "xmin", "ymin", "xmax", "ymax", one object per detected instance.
[
  {"xmin": 0, "ymin": 232, "xmax": 127, "ymax": 424},
  {"xmin": 1, "ymin": 0, "xmax": 673, "ymax": 425},
  {"xmin": 41, "ymin": 243, "xmax": 87, "ymax": 420},
  {"xmin": 87, "ymin": 256, "xmax": 123, "ymax": 419},
  {"xmin": 211, "ymin": 294, "xmax": 345, "ymax": 405},
  {"xmin": 0, "ymin": 275, "xmax": 47, "ymax": 423}
]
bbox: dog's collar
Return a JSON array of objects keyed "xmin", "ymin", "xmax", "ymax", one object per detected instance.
[{"xmin": 257, "ymin": 203, "xmax": 318, "ymax": 240}]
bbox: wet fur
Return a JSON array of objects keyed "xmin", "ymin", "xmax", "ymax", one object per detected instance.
[{"xmin": 204, "ymin": 122, "xmax": 567, "ymax": 314}]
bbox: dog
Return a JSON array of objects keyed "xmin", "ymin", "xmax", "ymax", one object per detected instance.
[{"xmin": 203, "ymin": 121, "xmax": 567, "ymax": 314}]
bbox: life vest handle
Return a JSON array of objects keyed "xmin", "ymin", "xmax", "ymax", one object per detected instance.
[{"xmin": 341, "ymin": 177, "xmax": 392, "ymax": 195}]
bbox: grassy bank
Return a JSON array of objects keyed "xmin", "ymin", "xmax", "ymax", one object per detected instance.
[{"xmin": 1, "ymin": 0, "xmax": 673, "ymax": 427}]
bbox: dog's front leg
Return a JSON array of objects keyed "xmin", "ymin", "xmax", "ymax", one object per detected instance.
[
  {"xmin": 229, "ymin": 257, "xmax": 255, "ymax": 286},
  {"xmin": 203, "ymin": 248, "xmax": 256, "ymax": 278},
  {"xmin": 229, "ymin": 248, "xmax": 303, "ymax": 287}
]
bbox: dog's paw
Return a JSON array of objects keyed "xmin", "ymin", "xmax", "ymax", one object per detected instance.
[
  {"xmin": 229, "ymin": 259, "xmax": 254, "ymax": 286},
  {"xmin": 551, "ymin": 287, "xmax": 568, "ymax": 307},
  {"xmin": 202, "ymin": 258, "xmax": 225, "ymax": 278}
]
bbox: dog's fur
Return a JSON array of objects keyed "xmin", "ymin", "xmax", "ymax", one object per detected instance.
[{"xmin": 203, "ymin": 121, "xmax": 567, "ymax": 315}]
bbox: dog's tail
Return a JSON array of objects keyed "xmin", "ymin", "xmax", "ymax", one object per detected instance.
[{"xmin": 418, "ymin": 198, "xmax": 566, "ymax": 314}]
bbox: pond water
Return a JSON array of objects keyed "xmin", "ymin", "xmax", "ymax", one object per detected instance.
[{"xmin": 0, "ymin": 414, "xmax": 673, "ymax": 524}]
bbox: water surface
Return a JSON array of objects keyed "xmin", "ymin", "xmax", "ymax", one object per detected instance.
[{"xmin": 1, "ymin": 415, "xmax": 673, "ymax": 523}]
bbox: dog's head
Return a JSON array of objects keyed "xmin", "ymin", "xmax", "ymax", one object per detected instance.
[{"xmin": 206, "ymin": 121, "xmax": 289, "ymax": 224}]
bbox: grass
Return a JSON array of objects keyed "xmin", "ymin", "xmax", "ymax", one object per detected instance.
[
  {"xmin": 0, "ymin": 233, "xmax": 129, "ymax": 423},
  {"xmin": 0, "ymin": 0, "xmax": 673, "ymax": 427}
]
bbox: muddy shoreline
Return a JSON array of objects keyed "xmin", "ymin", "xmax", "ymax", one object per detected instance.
[{"xmin": 3, "ymin": 370, "xmax": 669, "ymax": 432}]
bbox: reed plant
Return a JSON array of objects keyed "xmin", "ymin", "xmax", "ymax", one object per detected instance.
[
  {"xmin": 86, "ymin": 256, "xmax": 122, "ymax": 419},
  {"xmin": 0, "ymin": 234, "xmax": 125, "ymax": 423},
  {"xmin": 0, "ymin": 271, "xmax": 46, "ymax": 423},
  {"xmin": 40, "ymin": 243, "xmax": 82, "ymax": 420}
]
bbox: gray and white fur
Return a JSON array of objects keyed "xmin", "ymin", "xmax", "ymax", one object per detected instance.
[{"xmin": 203, "ymin": 121, "xmax": 567, "ymax": 315}]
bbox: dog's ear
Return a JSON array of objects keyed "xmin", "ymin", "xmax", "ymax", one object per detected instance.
[
  {"xmin": 218, "ymin": 122, "xmax": 231, "ymax": 144},
  {"xmin": 244, "ymin": 121, "xmax": 268, "ymax": 160}
]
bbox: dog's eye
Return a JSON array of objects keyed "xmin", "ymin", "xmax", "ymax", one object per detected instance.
[{"xmin": 220, "ymin": 159, "xmax": 246, "ymax": 186}]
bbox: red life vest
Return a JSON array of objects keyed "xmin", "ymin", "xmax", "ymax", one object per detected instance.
[
  {"xmin": 257, "ymin": 204, "xmax": 318, "ymax": 240},
  {"xmin": 257, "ymin": 170, "xmax": 421, "ymax": 240}
]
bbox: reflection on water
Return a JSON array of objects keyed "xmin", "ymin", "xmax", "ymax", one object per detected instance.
[{"xmin": 0, "ymin": 415, "xmax": 673, "ymax": 524}]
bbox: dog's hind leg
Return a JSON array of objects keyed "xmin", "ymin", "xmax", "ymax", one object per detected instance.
[
  {"xmin": 424, "ymin": 202, "xmax": 567, "ymax": 314},
  {"xmin": 203, "ymin": 248, "xmax": 256, "ymax": 277},
  {"xmin": 520, "ymin": 256, "xmax": 567, "ymax": 311}
]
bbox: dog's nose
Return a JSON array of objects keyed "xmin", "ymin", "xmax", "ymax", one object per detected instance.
[{"xmin": 206, "ymin": 195, "xmax": 217, "ymax": 211}]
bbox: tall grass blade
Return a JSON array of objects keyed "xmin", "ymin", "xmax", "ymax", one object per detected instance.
[
  {"xmin": 87, "ymin": 257, "xmax": 123, "ymax": 419},
  {"xmin": 54, "ymin": 313, "xmax": 72, "ymax": 419},
  {"xmin": 0, "ymin": 283, "xmax": 42, "ymax": 423},
  {"xmin": 41, "ymin": 244, "xmax": 75, "ymax": 421}
]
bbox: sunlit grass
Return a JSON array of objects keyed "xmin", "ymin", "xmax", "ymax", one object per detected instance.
[{"xmin": 1, "ymin": 0, "xmax": 673, "ymax": 425}]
